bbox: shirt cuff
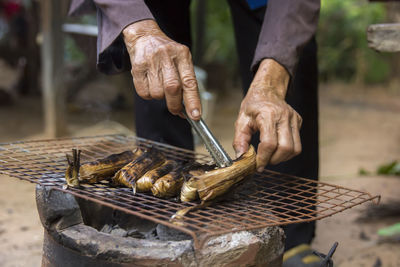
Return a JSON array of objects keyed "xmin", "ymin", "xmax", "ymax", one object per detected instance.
[
  {"xmin": 96, "ymin": 1, "xmax": 154, "ymax": 74},
  {"xmin": 251, "ymin": 42, "xmax": 297, "ymax": 78}
]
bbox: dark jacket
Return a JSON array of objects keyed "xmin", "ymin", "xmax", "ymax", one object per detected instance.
[{"xmin": 69, "ymin": 0, "xmax": 320, "ymax": 77}]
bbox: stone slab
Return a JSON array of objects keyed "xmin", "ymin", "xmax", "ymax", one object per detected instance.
[
  {"xmin": 367, "ymin": 23, "xmax": 400, "ymax": 52},
  {"xmin": 35, "ymin": 185, "xmax": 83, "ymax": 231}
]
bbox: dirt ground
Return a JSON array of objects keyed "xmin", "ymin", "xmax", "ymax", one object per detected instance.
[{"xmin": 0, "ymin": 77, "xmax": 399, "ymax": 266}]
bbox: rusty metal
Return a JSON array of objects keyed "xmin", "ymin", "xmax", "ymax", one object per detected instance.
[{"xmin": 0, "ymin": 135, "xmax": 379, "ymax": 249}]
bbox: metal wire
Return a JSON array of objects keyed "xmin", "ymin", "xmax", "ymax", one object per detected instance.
[{"xmin": 0, "ymin": 135, "xmax": 379, "ymax": 249}]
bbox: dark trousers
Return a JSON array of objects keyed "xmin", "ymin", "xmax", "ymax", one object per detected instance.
[{"xmin": 136, "ymin": 0, "xmax": 319, "ymax": 251}]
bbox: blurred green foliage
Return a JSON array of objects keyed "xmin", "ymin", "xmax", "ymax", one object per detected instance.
[
  {"xmin": 359, "ymin": 161, "xmax": 400, "ymax": 176},
  {"xmin": 193, "ymin": 0, "xmax": 391, "ymax": 84},
  {"xmin": 64, "ymin": 36, "xmax": 86, "ymax": 64},
  {"xmin": 377, "ymin": 161, "xmax": 400, "ymax": 176},
  {"xmin": 318, "ymin": 0, "xmax": 390, "ymax": 84},
  {"xmin": 64, "ymin": 15, "xmax": 97, "ymax": 64},
  {"xmin": 191, "ymin": 0, "xmax": 237, "ymax": 71}
]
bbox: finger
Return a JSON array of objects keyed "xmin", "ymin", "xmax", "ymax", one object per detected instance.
[
  {"xmin": 147, "ymin": 57, "xmax": 164, "ymax": 100},
  {"xmin": 233, "ymin": 115, "xmax": 253, "ymax": 159},
  {"xmin": 131, "ymin": 69, "xmax": 151, "ymax": 100},
  {"xmin": 290, "ymin": 114, "xmax": 302, "ymax": 159},
  {"xmin": 269, "ymin": 116, "xmax": 295, "ymax": 165},
  {"xmin": 256, "ymin": 115, "xmax": 278, "ymax": 172},
  {"xmin": 177, "ymin": 112, "xmax": 185, "ymax": 119},
  {"xmin": 176, "ymin": 46, "xmax": 202, "ymax": 120},
  {"xmin": 162, "ymin": 57, "xmax": 182, "ymax": 115}
]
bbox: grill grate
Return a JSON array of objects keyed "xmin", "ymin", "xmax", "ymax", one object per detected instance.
[{"xmin": 0, "ymin": 135, "xmax": 379, "ymax": 248}]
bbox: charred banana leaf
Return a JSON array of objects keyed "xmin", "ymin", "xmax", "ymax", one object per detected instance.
[
  {"xmin": 79, "ymin": 149, "xmax": 143, "ymax": 183},
  {"xmin": 136, "ymin": 160, "xmax": 178, "ymax": 193},
  {"xmin": 65, "ymin": 149, "xmax": 81, "ymax": 187},
  {"xmin": 171, "ymin": 146, "xmax": 256, "ymax": 224},
  {"xmin": 64, "ymin": 148, "xmax": 143, "ymax": 188},
  {"xmin": 113, "ymin": 149, "xmax": 165, "ymax": 193},
  {"xmin": 180, "ymin": 145, "xmax": 256, "ymax": 202},
  {"xmin": 180, "ymin": 163, "xmax": 216, "ymax": 202},
  {"xmin": 151, "ymin": 164, "xmax": 185, "ymax": 198}
]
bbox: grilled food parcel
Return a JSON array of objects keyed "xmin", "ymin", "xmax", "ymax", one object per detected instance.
[
  {"xmin": 65, "ymin": 148, "xmax": 143, "ymax": 188},
  {"xmin": 64, "ymin": 145, "xmax": 256, "ymax": 203}
]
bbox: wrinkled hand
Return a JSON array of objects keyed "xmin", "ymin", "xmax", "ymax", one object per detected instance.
[
  {"xmin": 122, "ymin": 20, "xmax": 201, "ymax": 120},
  {"xmin": 233, "ymin": 59, "xmax": 302, "ymax": 172}
]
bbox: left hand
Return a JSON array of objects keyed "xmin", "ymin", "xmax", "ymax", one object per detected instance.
[{"xmin": 233, "ymin": 59, "xmax": 303, "ymax": 172}]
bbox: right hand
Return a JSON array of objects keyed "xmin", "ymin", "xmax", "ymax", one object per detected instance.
[{"xmin": 122, "ymin": 19, "xmax": 202, "ymax": 120}]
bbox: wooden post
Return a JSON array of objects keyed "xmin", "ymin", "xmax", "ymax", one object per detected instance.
[{"xmin": 41, "ymin": 0, "xmax": 67, "ymax": 137}]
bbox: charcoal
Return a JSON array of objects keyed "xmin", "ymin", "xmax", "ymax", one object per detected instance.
[{"xmin": 156, "ymin": 224, "xmax": 191, "ymax": 241}]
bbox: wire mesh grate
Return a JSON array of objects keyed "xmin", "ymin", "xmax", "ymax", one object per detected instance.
[{"xmin": 0, "ymin": 135, "xmax": 379, "ymax": 248}]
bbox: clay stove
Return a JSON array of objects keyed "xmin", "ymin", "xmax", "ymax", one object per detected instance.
[{"xmin": 37, "ymin": 185, "xmax": 284, "ymax": 266}]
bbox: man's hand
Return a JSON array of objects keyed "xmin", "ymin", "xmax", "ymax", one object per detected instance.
[
  {"xmin": 233, "ymin": 59, "xmax": 302, "ymax": 172},
  {"xmin": 122, "ymin": 20, "xmax": 201, "ymax": 120}
]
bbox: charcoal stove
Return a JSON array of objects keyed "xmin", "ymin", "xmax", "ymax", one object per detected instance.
[{"xmin": 0, "ymin": 135, "xmax": 380, "ymax": 266}]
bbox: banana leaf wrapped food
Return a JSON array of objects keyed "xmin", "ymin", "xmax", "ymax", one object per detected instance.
[
  {"xmin": 80, "ymin": 149, "xmax": 143, "ymax": 183},
  {"xmin": 179, "ymin": 163, "xmax": 217, "ymax": 202},
  {"xmin": 180, "ymin": 145, "xmax": 256, "ymax": 202},
  {"xmin": 170, "ymin": 146, "xmax": 256, "ymax": 224},
  {"xmin": 113, "ymin": 148, "xmax": 165, "ymax": 193},
  {"xmin": 136, "ymin": 160, "xmax": 178, "ymax": 192},
  {"xmin": 151, "ymin": 164, "xmax": 185, "ymax": 198},
  {"xmin": 65, "ymin": 148, "xmax": 143, "ymax": 187},
  {"xmin": 65, "ymin": 149, "xmax": 81, "ymax": 187}
]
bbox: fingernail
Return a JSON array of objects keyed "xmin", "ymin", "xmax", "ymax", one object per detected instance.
[
  {"xmin": 191, "ymin": 109, "xmax": 200, "ymax": 118},
  {"xmin": 257, "ymin": 167, "xmax": 264, "ymax": 173}
]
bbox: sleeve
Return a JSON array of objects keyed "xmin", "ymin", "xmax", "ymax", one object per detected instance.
[
  {"xmin": 70, "ymin": 0, "xmax": 154, "ymax": 74},
  {"xmin": 251, "ymin": 0, "xmax": 320, "ymax": 77}
]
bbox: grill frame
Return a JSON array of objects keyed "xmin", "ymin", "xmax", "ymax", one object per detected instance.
[{"xmin": 0, "ymin": 135, "xmax": 380, "ymax": 249}]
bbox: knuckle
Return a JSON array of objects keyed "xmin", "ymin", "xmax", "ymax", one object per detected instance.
[
  {"xmin": 267, "ymin": 107, "xmax": 277, "ymax": 118},
  {"xmin": 279, "ymin": 144, "xmax": 293, "ymax": 155},
  {"xmin": 263, "ymin": 141, "xmax": 277, "ymax": 152},
  {"xmin": 179, "ymin": 44, "xmax": 190, "ymax": 54},
  {"xmin": 256, "ymin": 114, "xmax": 267, "ymax": 125},
  {"xmin": 297, "ymin": 114, "xmax": 303, "ymax": 127},
  {"xmin": 133, "ymin": 60, "xmax": 147, "ymax": 69},
  {"xmin": 154, "ymin": 44, "xmax": 167, "ymax": 54},
  {"xmin": 232, "ymin": 139, "xmax": 241, "ymax": 147},
  {"xmin": 234, "ymin": 119, "xmax": 246, "ymax": 132},
  {"xmin": 282, "ymin": 108, "xmax": 291, "ymax": 118},
  {"xmin": 182, "ymin": 76, "xmax": 198, "ymax": 89},
  {"xmin": 164, "ymin": 81, "xmax": 181, "ymax": 95}
]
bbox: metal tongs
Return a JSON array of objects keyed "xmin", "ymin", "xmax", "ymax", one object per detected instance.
[{"xmin": 182, "ymin": 108, "xmax": 233, "ymax": 168}]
